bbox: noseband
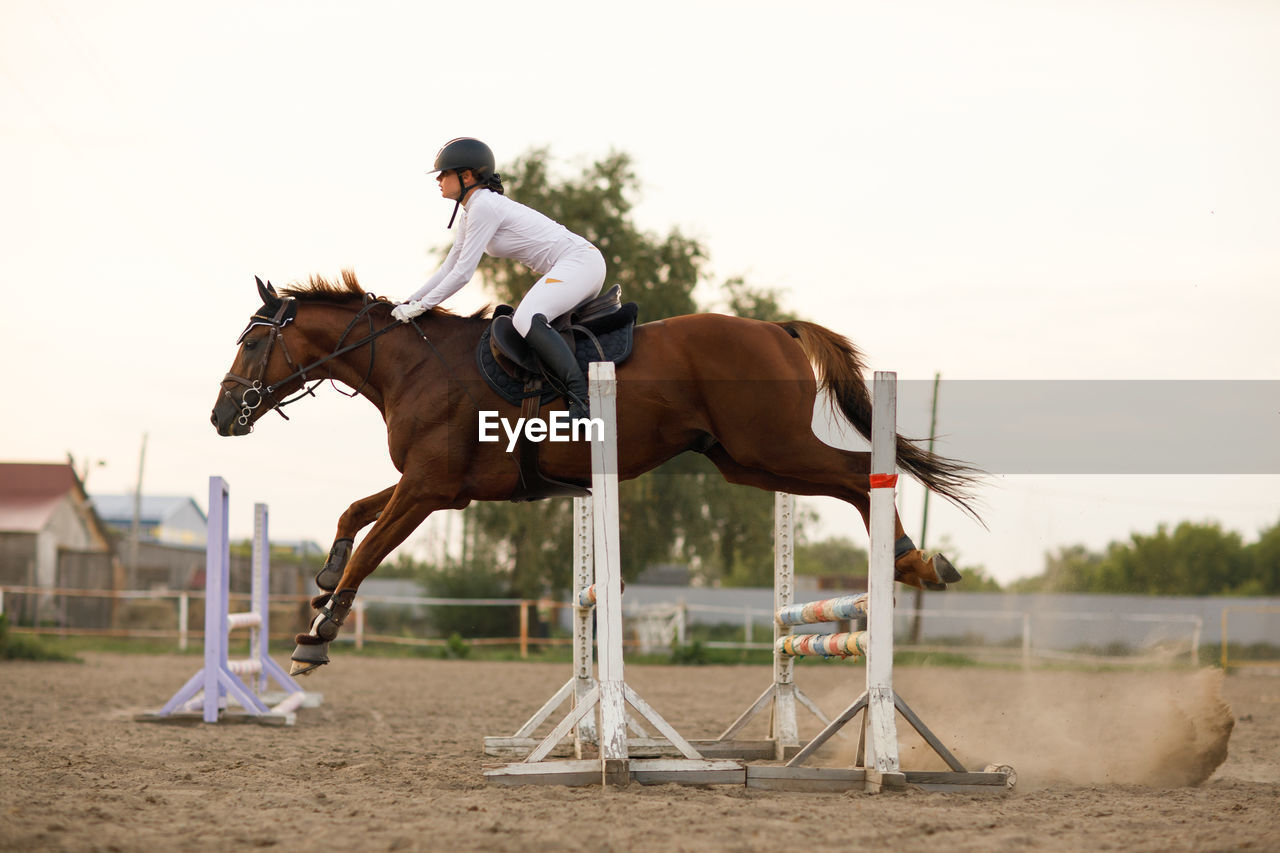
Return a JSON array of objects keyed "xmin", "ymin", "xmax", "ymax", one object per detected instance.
[{"xmin": 221, "ymin": 294, "xmax": 399, "ymax": 431}]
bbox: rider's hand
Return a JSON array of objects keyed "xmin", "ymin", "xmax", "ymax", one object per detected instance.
[{"xmin": 391, "ymin": 300, "xmax": 428, "ymax": 323}]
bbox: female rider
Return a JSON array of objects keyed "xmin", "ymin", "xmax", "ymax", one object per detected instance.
[{"xmin": 391, "ymin": 138, "xmax": 605, "ymax": 420}]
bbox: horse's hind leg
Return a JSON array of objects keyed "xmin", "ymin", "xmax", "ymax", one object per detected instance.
[
  {"xmin": 704, "ymin": 444, "xmax": 961, "ymax": 590},
  {"xmin": 314, "ymin": 485, "xmax": 397, "ymax": 591}
]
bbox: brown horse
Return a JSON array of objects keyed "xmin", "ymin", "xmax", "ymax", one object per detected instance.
[{"xmin": 211, "ymin": 272, "xmax": 979, "ymax": 675}]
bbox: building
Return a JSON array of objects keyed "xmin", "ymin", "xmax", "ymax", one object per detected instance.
[
  {"xmin": 0, "ymin": 462, "xmax": 115, "ymax": 590},
  {"xmin": 0, "ymin": 462, "xmax": 117, "ymax": 626},
  {"xmin": 89, "ymin": 494, "xmax": 208, "ymax": 548}
]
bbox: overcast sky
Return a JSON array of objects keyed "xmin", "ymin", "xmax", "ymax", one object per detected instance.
[{"xmin": 3, "ymin": 0, "xmax": 1277, "ymax": 583}]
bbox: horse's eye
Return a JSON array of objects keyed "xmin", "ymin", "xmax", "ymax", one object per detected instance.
[{"xmin": 244, "ymin": 338, "xmax": 257, "ymax": 350}]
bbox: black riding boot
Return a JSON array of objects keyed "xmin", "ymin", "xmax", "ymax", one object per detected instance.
[{"xmin": 524, "ymin": 313, "xmax": 591, "ymax": 421}]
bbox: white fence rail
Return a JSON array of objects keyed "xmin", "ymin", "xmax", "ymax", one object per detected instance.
[
  {"xmin": 0, "ymin": 585, "xmax": 1226, "ymax": 667},
  {"xmin": 626, "ymin": 600, "xmax": 1205, "ymax": 667}
]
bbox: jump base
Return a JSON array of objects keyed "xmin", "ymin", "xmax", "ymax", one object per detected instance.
[
  {"xmin": 483, "ymin": 736, "xmax": 783, "ymax": 761},
  {"xmin": 745, "ymin": 765, "xmax": 1013, "ymax": 794},
  {"xmin": 484, "ymin": 758, "xmax": 746, "ymax": 787}
]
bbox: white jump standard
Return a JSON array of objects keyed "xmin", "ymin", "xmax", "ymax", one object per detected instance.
[
  {"xmin": 483, "ymin": 370, "xmax": 1013, "ymax": 791},
  {"xmin": 710, "ymin": 492, "xmax": 846, "ymax": 760},
  {"xmin": 743, "ymin": 373, "xmax": 1014, "ymax": 793},
  {"xmin": 141, "ymin": 476, "xmax": 320, "ymax": 725},
  {"xmin": 483, "ymin": 494, "xmax": 774, "ymax": 762},
  {"xmin": 485, "ymin": 362, "xmax": 744, "ymax": 786}
]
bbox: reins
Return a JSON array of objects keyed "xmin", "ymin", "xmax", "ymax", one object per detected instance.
[
  {"xmin": 267, "ymin": 297, "xmax": 392, "ymax": 410},
  {"xmin": 224, "ymin": 294, "xmax": 483, "ymax": 429}
]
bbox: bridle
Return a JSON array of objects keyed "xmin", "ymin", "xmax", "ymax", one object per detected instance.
[{"xmin": 220, "ymin": 294, "xmax": 403, "ymax": 431}]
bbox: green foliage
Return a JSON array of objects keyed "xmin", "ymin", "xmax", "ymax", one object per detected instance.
[
  {"xmin": 950, "ymin": 563, "xmax": 1002, "ymax": 592},
  {"xmin": 441, "ymin": 633, "xmax": 471, "ymax": 659},
  {"xmin": 482, "ymin": 149, "xmax": 701, "ymax": 321},
  {"xmin": 794, "ymin": 537, "xmax": 868, "ymax": 577},
  {"xmin": 1015, "ymin": 518, "xmax": 1280, "ymax": 596},
  {"xmin": 720, "ymin": 276, "xmax": 800, "ymax": 323},
  {"xmin": 0, "ymin": 614, "xmax": 79, "ymax": 662},
  {"xmin": 1246, "ymin": 520, "xmax": 1280, "ymax": 595},
  {"xmin": 229, "ymin": 541, "xmax": 325, "ymax": 569},
  {"xmin": 668, "ymin": 640, "xmax": 710, "ymax": 665},
  {"xmin": 371, "ymin": 551, "xmax": 425, "ymax": 580},
  {"xmin": 417, "ymin": 553, "xmax": 519, "ymax": 639}
]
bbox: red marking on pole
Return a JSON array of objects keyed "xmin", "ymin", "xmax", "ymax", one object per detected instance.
[{"xmin": 869, "ymin": 473, "xmax": 898, "ymax": 489}]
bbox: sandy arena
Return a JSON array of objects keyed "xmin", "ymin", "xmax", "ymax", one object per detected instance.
[{"xmin": 1, "ymin": 653, "xmax": 1276, "ymax": 852}]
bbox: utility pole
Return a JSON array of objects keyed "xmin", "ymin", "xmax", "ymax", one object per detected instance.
[
  {"xmin": 128, "ymin": 433, "xmax": 148, "ymax": 589},
  {"xmin": 910, "ymin": 373, "xmax": 941, "ymax": 644},
  {"xmin": 65, "ymin": 452, "xmax": 106, "ymax": 487}
]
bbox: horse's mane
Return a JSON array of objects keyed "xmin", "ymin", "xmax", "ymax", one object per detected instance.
[
  {"xmin": 280, "ymin": 270, "xmax": 389, "ymax": 305},
  {"xmin": 280, "ymin": 270, "xmax": 489, "ymax": 319}
]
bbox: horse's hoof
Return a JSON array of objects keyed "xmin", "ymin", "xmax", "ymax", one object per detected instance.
[
  {"xmin": 290, "ymin": 660, "xmax": 323, "ymax": 677},
  {"xmin": 290, "ymin": 640, "xmax": 330, "ymax": 676},
  {"xmin": 931, "ymin": 553, "xmax": 962, "ymax": 584}
]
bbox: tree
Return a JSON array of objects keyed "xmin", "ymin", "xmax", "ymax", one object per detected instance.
[
  {"xmin": 1243, "ymin": 519, "xmax": 1280, "ymax": 596},
  {"xmin": 1014, "ymin": 518, "xmax": 1279, "ymax": 596},
  {"xmin": 1013, "ymin": 544, "xmax": 1104, "ymax": 593},
  {"xmin": 795, "ymin": 537, "xmax": 868, "ymax": 578},
  {"xmin": 455, "ymin": 149, "xmax": 790, "ymax": 598}
]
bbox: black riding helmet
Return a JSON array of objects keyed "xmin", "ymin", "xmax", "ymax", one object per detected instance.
[
  {"xmin": 431, "ymin": 137, "xmax": 495, "ymax": 178},
  {"xmin": 430, "ymin": 137, "xmax": 497, "ymax": 228}
]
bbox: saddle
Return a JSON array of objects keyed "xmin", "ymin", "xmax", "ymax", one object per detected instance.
[{"xmin": 475, "ymin": 285, "xmax": 639, "ymax": 502}]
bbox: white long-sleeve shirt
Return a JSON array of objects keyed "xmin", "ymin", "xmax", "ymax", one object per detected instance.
[{"xmin": 408, "ymin": 189, "xmax": 595, "ymax": 309}]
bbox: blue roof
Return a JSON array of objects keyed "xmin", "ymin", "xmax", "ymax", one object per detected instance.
[{"xmin": 89, "ymin": 495, "xmax": 206, "ymax": 526}]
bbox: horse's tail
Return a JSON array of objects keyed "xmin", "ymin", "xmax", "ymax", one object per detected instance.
[{"xmin": 778, "ymin": 320, "xmax": 982, "ymax": 520}]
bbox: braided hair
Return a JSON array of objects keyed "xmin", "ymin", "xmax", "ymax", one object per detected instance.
[{"xmin": 481, "ymin": 171, "xmax": 505, "ymax": 195}]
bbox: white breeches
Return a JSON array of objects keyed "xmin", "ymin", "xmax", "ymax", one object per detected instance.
[{"xmin": 512, "ymin": 246, "xmax": 607, "ymax": 336}]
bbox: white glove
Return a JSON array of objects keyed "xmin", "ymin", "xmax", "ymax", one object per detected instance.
[{"xmin": 391, "ymin": 300, "xmax": 428, "ymax": 323}]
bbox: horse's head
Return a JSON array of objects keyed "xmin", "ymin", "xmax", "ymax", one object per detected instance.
[{"xmin": 210, "ymin": 277, "xmax": 306, "ymax": 436}]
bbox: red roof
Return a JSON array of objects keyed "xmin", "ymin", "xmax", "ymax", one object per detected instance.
[{"xmin": 0, "ymin": 462, "xmax": 86, "ymax": 533}]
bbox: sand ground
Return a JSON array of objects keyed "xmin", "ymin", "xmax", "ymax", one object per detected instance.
[{"xmin": 1, "ymin": 653, "xmax": 1276, "ymax": 852}]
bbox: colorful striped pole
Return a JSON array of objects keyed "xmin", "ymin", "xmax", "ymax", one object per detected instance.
[{"xmin": 775, "ymin": 593, "xmax": 869, "ymax": 627}]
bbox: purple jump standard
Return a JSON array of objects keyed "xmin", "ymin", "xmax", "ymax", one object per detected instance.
[{"xmin": 142, "ymin": 477, "xmax": 317, "ymax": 725}]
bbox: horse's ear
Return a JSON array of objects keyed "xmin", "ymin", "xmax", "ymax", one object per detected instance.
[{"xmin": 255, "ymin": 276, "xmax": 278, "ymax": 306}]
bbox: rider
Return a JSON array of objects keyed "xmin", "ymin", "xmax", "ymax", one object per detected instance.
[{"xmin": 391, "ymin": 137, "xmax": 604, "ymax": 420}]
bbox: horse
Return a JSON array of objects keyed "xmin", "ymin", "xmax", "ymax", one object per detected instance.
[{"xmin": 211, "ymin": 272, "xmax": 980, "ymax": 675}]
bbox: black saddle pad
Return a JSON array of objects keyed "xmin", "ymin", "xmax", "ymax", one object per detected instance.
[{"xmin": 476, "ymin": 315, "xmax": 637, "ymax": 407}]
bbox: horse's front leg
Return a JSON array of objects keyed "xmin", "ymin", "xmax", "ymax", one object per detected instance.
[
  {"xmin": 291, "ymin": 481, "xmax": 449, "ymax": 676},
  {"xmin": 314, "ymin": 485, "xmax": 397, "ymax": 591}
]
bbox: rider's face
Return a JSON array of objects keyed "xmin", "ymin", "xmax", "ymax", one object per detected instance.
[{"xmin": 436, "ymin": 170, "xmax": 469, "ymax": 200}]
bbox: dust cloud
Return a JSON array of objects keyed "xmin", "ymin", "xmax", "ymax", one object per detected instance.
[{"xmin": 816, "ymin": 667, "xmax": 1234, "ymax": 788}]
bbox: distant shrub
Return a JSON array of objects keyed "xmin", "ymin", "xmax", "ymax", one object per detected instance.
[{"xmin": 0, "ymin": 614, "xmax": 79, "ymax": 662}]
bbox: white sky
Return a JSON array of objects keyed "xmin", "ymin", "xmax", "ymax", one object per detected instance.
[{"xmin": 2, "ymin": 0, "xmax": 1277, "ymax": 583}]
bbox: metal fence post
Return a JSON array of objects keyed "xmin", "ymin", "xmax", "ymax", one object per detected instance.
[
  {"xmin": 1021, "ymin": 612, "xmax": 1032, "ymax": 670},
  {"xmin": 519, "ymin": 601, "xmax": 530, "ymax": 660},
  {"xmin": 354, "ymin": 600, "xmax": 365, "ymax": 650}
]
